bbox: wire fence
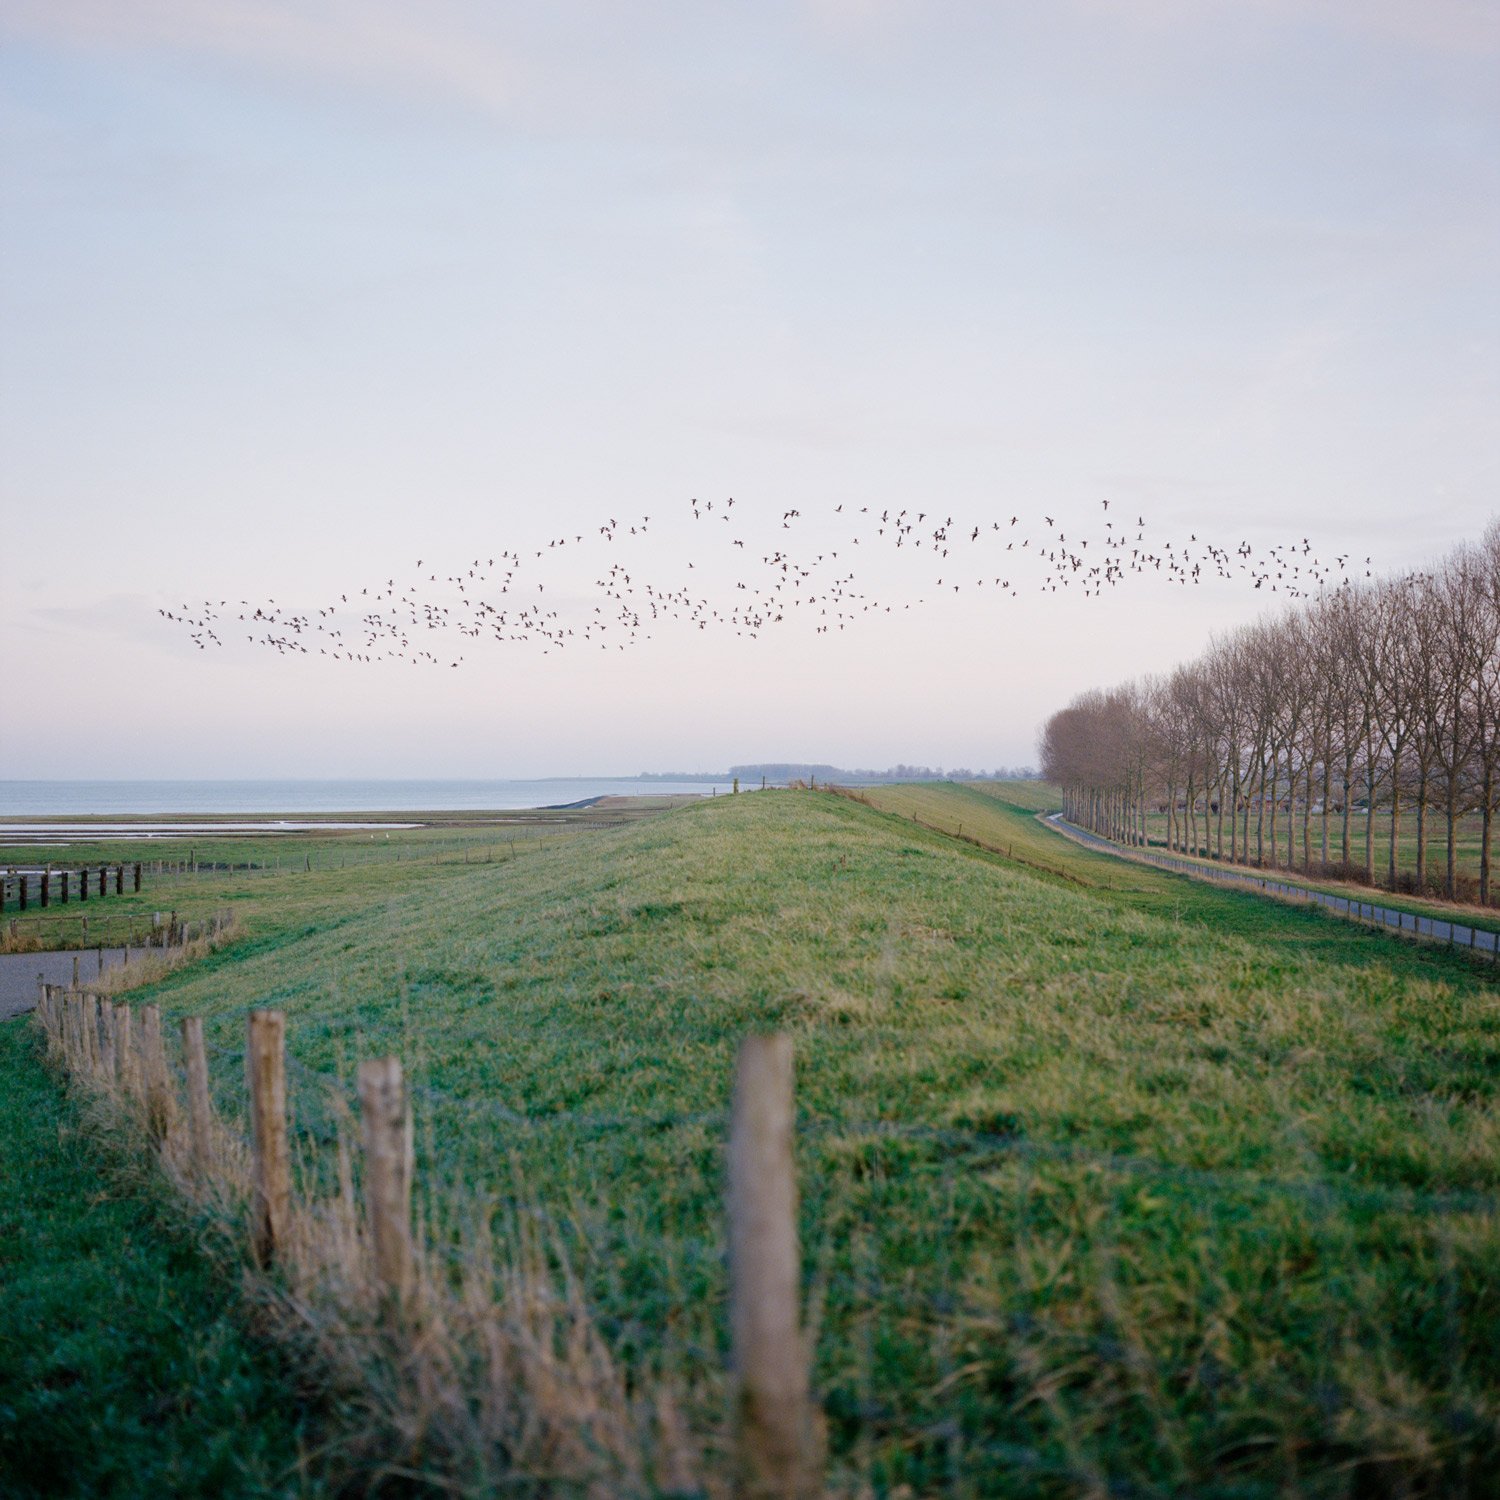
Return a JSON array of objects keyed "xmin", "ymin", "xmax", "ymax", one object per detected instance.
[
  {"xmin": 1050, "ymin": 813, "xmax": 1500, "ymax": 959},
  {"xmin": 41, "ymin": 955, "xmax": 1500, "ymax": 1496}
]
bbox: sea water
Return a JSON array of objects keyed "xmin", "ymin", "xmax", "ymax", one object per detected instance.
[{"xmin": 0, "ymin": 778, "xmax": 732, "ymax": 817}]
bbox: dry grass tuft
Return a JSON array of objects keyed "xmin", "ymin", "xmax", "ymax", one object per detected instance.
[{"xmin": 31, "ymin": 992, "xmax": 725, "ymax": 1498}]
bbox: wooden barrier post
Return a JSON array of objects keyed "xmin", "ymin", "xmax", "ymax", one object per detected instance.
[
  {"xmin": 61, "ymin": 991, "xmax": 77, "ymax": 1068},
  {"xmin": 180, "ymin": 1016, "xmax": 215, "ymax": 1181},
  {"xmin": 99, "ymin": 999, "xmax": 117, "ymax": 1081},
  {"xmin": 60, "ymin": 870, "xmax": 69, "ymax": 904},
  {"xmin": 358, "ymin": 1056, "xmax": 414, "ymax": 1306},
  {"xmin": 84, "ymin": 994, "xmax": 101, "ymax": 1074},
  {"xmin": 97, "ymin": 867, "xmax": 106, "ymax": 898},
  {"xmin": 139, "ymin": 1004, "xmax": 176, "ymax": 1142},
  {"xmin": 74, "ymin": 992, "xmax": 91, "ymax": 1073},
  {"xmin": 40, "ymin": 870, "xmax": 49, "ymax": 908},
  {"xmin": 133, "ymin": 862, "xmax": 142, "ymax": 893},
  {"xmin": 71, "ymin": 955, "xmax": 80, "ymax": 990},
  {"xmin": 247, "ymin": 1011, "xmax": 291, "ymax": 1266},
  {"xmin": 728, "ymin": 1033, "xmax": 815, "ymax": 1500},
  {"xmin": 114, "ymin": 1005, "xmax": 134, "ymax": 1093},
  {"xmin": 78, "ymin": 869, "xmax": 87, "ymax": 903},
  {"xmin": 115, "ymin": 866, "xmax": 124, "ymax": 896}
]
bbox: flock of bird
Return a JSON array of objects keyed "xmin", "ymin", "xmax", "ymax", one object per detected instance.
[{"xmin": 161, "ymin": 498, "xmax": 1367, "ymax": 665}]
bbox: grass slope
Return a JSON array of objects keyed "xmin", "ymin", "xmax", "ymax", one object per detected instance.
[
  {"xmin": 51, "ymin": 786, "xmax": 1495, "ymax": 1495},
  {"xmin": 0, "ymin": 1025, "xmax": 323, "ymax": 1499}
]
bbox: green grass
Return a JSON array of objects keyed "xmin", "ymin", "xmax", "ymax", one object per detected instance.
[
  {"xmin": 0, "ymin": 1024, "xmax": 324, "ymax": 1499},
  {"xmin": 9, "ymin": 784, "xmax": 1500, "ymax": 1494},
  {"xmin": 0, "ymin": 814, "xmax": 603, "ymax": 951}
]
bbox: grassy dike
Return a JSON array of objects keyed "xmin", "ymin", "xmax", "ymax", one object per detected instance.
[
  {"xmin": 6, "ymin": 784, "xmax": 1500, "ymax": 1494},
  {"xmin": 0, "ymin": 1023, "xmax": 325, "ymax": 1498}
]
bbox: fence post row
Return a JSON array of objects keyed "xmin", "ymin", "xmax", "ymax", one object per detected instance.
[
  {"xmin": 32, "ymin": 996, "xmax": 829, "ymax": 1495},
  {"xmin": 729, "ymin": 1033, "xmax": 816, "ymax": 1500},
  {"xmin": 1056, "ymin": 814, "xmax": 1499, "ymax": 965}
]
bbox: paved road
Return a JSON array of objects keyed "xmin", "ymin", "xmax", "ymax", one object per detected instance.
[{"xmin": 0, "ymin": 948, "xmax": 133, "ymax": 1022}]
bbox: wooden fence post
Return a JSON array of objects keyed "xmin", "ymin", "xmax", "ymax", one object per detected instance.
[
  {"xmin": 60, "ymin": 991, "xmax": 77, "ymax": 1068},
  {"xmin": 247, "ymin": 1010, "xmax": 291, "ymax": 1266},
  {"xmin": 358, "ymin": 1056, "xmax": 413, "ymax": 1305},
  {"xmin": 139, "ymin": 1004, "xmax": 176, "ymax": 1142},
  {"xmin": 100, "ymin": 999, "xmax": 117, "ymax": 1081},
  {"xmin": 180, "ymin": 1016, "xmax": 214, "ymax": 1181},
  {"xmin": 133, "ymin": 862, "xmax": 142, "ymax": 893},
  {"xmin": 114, "ymin": 1005, "xmax": 134, "ymax": 1093},
  {"xmin": 76, "ymin": 992, "xmax": 92, "ymax": 1073},
  {"xmin": 728, "ymin": 1033, "xmax": 815, "ymax": 1500},
  {"xmin": 84, "ymin": 994, "xmax": 102, "ymax": 1075}
]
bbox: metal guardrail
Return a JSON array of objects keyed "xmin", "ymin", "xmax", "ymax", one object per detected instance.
[{"xmin": 1048, "ymin": 814, "xmax": 1500, "ymax": 958}]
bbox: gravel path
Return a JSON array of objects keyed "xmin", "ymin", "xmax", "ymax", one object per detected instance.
[{"xmin": 0, "ymin": 949, "xmax": 133, "ymax": 1022}]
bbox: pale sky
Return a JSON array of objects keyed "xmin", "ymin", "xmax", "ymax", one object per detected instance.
[{"xmin": 3, "ymin": 1, "xmax": 1497, "ymax": 778}]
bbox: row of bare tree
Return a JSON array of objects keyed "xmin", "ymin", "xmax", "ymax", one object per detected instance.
[{"xmin": 1040, "ymin": 521, "xmax": 1500, "ymax": 905}]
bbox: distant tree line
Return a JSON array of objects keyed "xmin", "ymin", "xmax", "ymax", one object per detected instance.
[
  {"xmin": 727, "ymin": 763, "xmax": 1038, "ymax": 783},
  {"xmin": 641, "ymin": 763, "xmax": 1039, "ymax": 783},
  {"xmin": 1040, "ymin": 521, "xmax": 1500, "ymax": 903}
]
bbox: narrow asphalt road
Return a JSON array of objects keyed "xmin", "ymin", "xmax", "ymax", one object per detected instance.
[{"xmin": 0, "ymin": 949, "xmax": 134, "ymax": 1022}]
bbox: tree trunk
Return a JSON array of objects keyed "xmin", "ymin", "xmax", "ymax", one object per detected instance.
[
  {"xmin": 1387, "ymin": 776, "xmax": 1402, "ymax": 892},
  {"xmin": 1321, "ymin": 751, "xmax": 1331, "ymax": 865},
  {"xmin": 1416, "ymin": 771, "xmax": 1429, "ymax": 888},
  {"xmin": 1302, "ymin": 760, "xmax": 1313, "ymax": 870},
  {"xmin": 1340, "ymin": 763, "xmax": 1353, "ymax": 865},
  {"xmin": 1446, "ymin": 787, "xmax": 1459, "ymax": 899},
  {"xmin": 1482, "ymin": 773, "xmax": 1493, "ymax": 906},
  {"xmin": 1255, "ymin": 761, "xmax": 1267, "ymax": 866},
  {"xmin": 1268, "ymin": 755, "xmax": 1279, "ymax": 868}
]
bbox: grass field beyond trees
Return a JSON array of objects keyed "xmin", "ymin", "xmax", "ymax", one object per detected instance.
[{"xmin": 5, "ymin": 783, "xmax": 1500, "ymax": 1495}]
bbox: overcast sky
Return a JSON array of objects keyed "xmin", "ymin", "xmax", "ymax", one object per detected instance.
[{"xmin": 3, "ymin": 1, "xmax": 1497, "ymax": 779}]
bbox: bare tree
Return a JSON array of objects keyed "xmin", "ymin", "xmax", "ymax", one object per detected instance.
[{"xmin": 1041, "ymin": 520, "xmax": 1500, "ymax": 907}]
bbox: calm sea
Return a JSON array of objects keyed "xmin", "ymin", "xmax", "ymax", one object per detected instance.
[{"xmin": 0, "ymin": 779, "xmax": 731, "ymax": 817}]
